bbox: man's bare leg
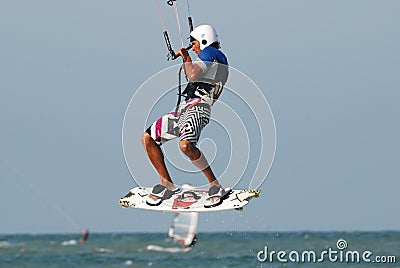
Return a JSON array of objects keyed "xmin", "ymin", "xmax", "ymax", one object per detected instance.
[
  {"xmin": 141, "ymin": 132, "xmax": 175, "ymax": 190},
  {"xmin": 179, "ymin": 139, "xmax": 221, "ymax": 188}
]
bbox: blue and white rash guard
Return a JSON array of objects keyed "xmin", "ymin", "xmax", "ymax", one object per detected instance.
[{"xmin": 194, "ymin": 46, "xmax": 229, "ymax": 85}]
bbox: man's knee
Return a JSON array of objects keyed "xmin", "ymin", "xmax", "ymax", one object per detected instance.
[{"xmin": 179, "ymin": 140, "xmax": 194, "ymax": 155}]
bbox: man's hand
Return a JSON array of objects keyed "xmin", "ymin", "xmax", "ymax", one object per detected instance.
[{"xmin": 176, "ymin": 48, "xmax": 190, "ymax": 62}]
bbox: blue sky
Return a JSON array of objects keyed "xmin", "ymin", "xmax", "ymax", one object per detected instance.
[{"xmin": 1, "ymin": 0, "xmax": 399, "ymax": 234}]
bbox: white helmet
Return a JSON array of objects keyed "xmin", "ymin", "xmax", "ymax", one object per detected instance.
[{"xmin": 190, "ymin": 25, "xmax": 218, "ymax": 50}]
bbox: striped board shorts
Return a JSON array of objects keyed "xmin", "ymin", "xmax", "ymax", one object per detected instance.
[{"xmin": 146, "ymin": 98, "xmax": 211, "ymax": 146}]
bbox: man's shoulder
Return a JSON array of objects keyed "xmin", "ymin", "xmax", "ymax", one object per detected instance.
[
  {"xmin": 200, "ymin": 46, "xmax": 224, "ymax": 57},
  {"xmin": 199, "ymin": 47, "xmax": 228, "ymax": 65}
]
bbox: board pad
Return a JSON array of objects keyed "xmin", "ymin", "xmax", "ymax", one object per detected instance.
[{"xmin": 118, "ymin": 187, "xmax": 260, "ymax": 212}]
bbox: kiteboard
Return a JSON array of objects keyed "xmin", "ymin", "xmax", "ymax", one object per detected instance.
[{"xmin": 118, "ymin": 186, "xmax": 260, "ymax": 212}]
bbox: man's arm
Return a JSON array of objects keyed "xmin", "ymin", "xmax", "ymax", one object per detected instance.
[{"xmin": 176, "ymin": 48, "xmax": 203, "ymax": 82}]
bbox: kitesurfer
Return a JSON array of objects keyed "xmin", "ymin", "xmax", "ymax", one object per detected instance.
[
  {"xmin": 142, "ymin": 25, "xmax": 229, "ymax": 208},
  {"xmin": 79, "ymin": 229, "xmax": 89, "ymax": 244}
]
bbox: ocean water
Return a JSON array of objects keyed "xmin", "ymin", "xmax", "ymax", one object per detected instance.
[{"xmin": 0, "ymin": 232, "xmax": 399, "ymax": 268}]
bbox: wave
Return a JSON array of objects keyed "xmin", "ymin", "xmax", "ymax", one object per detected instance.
[
  {"xmin": 146, "ymin": 244, "xmax": 191, "ymax": 253},
  {"xmin": 61, "ymin": 240, "xmax": 77, "ymax": 246}
]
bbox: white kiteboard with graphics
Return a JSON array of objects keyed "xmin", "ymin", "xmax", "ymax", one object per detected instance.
[{"xmin": 118, "ymin": 186, "xmax": 260, "ymax": 212}]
